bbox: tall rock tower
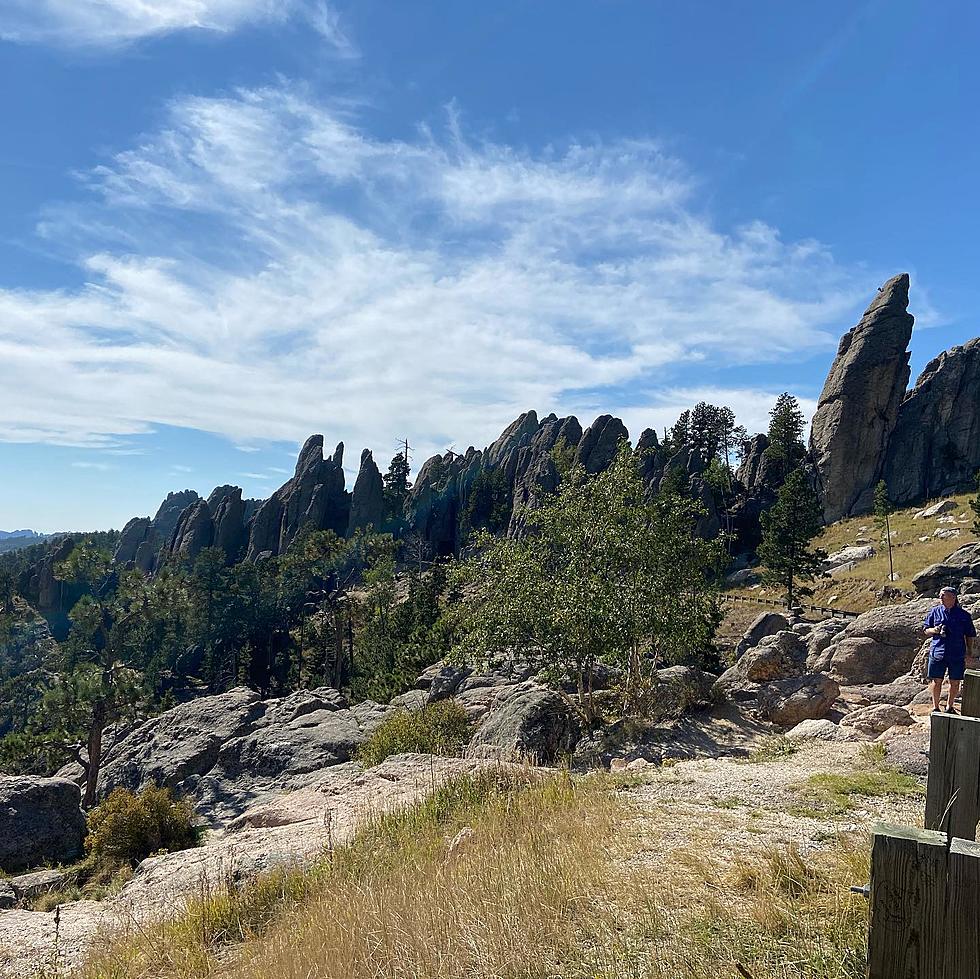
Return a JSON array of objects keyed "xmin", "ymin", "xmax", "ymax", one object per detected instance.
[{"xmin": 809, "ymin": 273, "xmax": 913, "ymax": 522}]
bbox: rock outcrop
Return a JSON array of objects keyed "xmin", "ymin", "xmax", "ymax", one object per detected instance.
[
  {"xmin": 152, "ymin": 490, "xmax": 201, "ymax": 543},
  {"xmin": 348, "ymin": 449, "xmax": 385, "ymax": 534},
  {"xmin": 60, "ymin": 686, "xmax": 390, "ymax": 825},
  {"xmin": 883, "ymin": 338, "xmax": 980, "ymax": 503},
  {"xmin": 246, "ymin": 436, "xmax": 349, "ymax": 560},
  {"xmin": 912, "ymin": 542, "xmax": 980, "ymax": 595},
  {"xmin": 809, "ymin": 273, "xmax": 914, "ymax": 522},
  {"xmin": 0, "ymin": 777, "xmax": 86, "ymax": 872}
]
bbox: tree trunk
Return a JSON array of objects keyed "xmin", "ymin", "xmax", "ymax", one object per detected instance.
[{"xmin": 83, "ymin": 702, "xmax": 106, "ymax": 810}]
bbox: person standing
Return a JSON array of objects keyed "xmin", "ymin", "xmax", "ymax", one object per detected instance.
[{"xmin": 924, "ymin": 586, "xmax": 977, "ymax": 713}]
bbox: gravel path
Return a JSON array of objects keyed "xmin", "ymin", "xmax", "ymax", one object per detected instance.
[{"xmin": 622, "ymin": 738, "xmax": 925, "ymax": 869}]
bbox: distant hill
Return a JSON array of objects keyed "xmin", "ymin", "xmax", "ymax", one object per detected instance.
[{"xmin": 0, "ymin": 531, "xmax": 50, "ymax": 554}]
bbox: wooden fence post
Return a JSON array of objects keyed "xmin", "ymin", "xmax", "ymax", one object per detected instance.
[
  {"xmin": 868, "ymin": 824, "xmax": 948, "ymax": 979},
  {"xmin": 925, "ymin": 713, "xmax": 980, "ymax": 841},
  {"xmin": 945, "ymin": 837, "xmax": 980, "ymax": 979},
  {"xmin": 960, "ymin": 669, "xmax": 980, "ymax": 718}
]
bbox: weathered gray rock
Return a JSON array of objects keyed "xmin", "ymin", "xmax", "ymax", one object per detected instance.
[
  {"xmin": 823, "ymin": 598, "xmax": 936, "ymax": 684},
  {"xmin": 840, "ymin": 704, "xmax": 913, "ymax": 736},
  {"xmin": 884, "ymin": 339, "xmax": 980, "ymax": 504},
  {"xmin": 113, "ymin": 517, "xmax": 154, "ymax": 566},
  {"xmin": 913, "ymin": 543, "xmax": 980, "ymax": 595},
  {"xmin": 646, "ymin": 666, "xmax": 713, "ymax": 722},
  {"xmin": 809, "ymin": 273, "xmax": 914, "ymax": 522},
  {"xmin": 468, "ymin": 686, "xmax": 579, "ymax": 762},
  {"xmin": 575, "ymin": 415, "xmax": 628, "ymax": 474},
  {"xmin": 167, "ymin": 498, "xmax": 214, "ymax": 562},
  {"xmin": 208, "ymin": 485, "xmax": 247, "ymax": 564},
  {"xmin": 823, "ymin": 545, "xmax": 876, "ymax": 574},
  {"xmin": 8, "ymin": 868, "xmax": 75, "ymax": 903},
  {"xmin": 0, "ymin": 777, "xmax": 86, "ymax": 872},
  {"xmin": 348, "ymin": 449, "xmax": 385, "ymax": 534},
  {"xmin": 785, "ymin": 719, "xmax": 853, "ymax": 742},
  {"xmin": 151, "ymin": 490, "xmax": 201, "ymax": 543},
  {"xmin": 63, "ymin": 686, "xmax": 393, "ymax": 826},
  {"xmin": 734, "ymin": 611, "xmax": 791, "ymax": 659},
  {"xmin": 913, "ymin": 500, "xmax": 958, "ymax": 520},
  {"xmin": 804, "ymin": 618, "xmax": 849, "ymax": 671},
  {"xmin": 719, "ymin": 631, "xmax": 807, "ymax": 688},
  {"xmin": 246, "ymin": 436, "xmax": 349, "ymax": 560},
  {"xmin": 0, "ymin": 881, "xmax": 15, "ymax": 909},
  {"xmin": 756, "ymin": 673, "xmax": 839, "ymax": 726}
]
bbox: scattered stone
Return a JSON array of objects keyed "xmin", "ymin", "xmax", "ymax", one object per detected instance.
[
  {"xmin": 933, "ymin": 528, "xmax": 962, "ymax": 541},
  {"xmin": 823, "ymin": 545, "xmax": 876, "ymax": 574},
  {"xmin": 913, "ymin": 500, "xmax": 958, "ymax": 520}
]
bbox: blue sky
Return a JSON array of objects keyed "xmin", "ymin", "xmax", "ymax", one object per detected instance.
[{"xmin": 1, "ymin": 0, "xmax": 977, "ymax": 532}]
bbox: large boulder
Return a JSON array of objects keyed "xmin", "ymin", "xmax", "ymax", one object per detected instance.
[
  {"xmin": 468, "ymin": 686, "xmax": 579, "ymax": 762},
  {"xmin": 809, "ymin": 273, "xmax": 914, "ymax": 522},
  {"xmin": 734, "ymin": 610, "xmax": 791, "ymax": 659},
  {"xmin": 823, "ymin": 545, "xmax": 876, "ymax": 575},
  {"xmin": 883, "ymin": 338, "xmax": 980, "ymax": 504},
  {"xmin": 823, "ymin": 598, "xmax": 936, "ymax": 684},
  {"xmin": 756, "ymin": 673, "xmax": 840, "ymax": 726},
  {"xmin": 0, "ymin": 777, "xmax": 86, "ymax": 872},
  {"xmin": 913, "ymin": 543, "xmax": 980, "ymax": 595},
  {"xmin": 720, "ymin": 631, "xmax": 806, "ymax": 687},
  {"xmin": 840, "ymin": 704, "xmax": 913, "ymax": 736}
]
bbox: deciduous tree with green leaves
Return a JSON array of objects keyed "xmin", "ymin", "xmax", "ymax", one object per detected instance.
[
  {"xmin": 758, "ymin": 468, "xmax": 827, "ymax": 608},
  {"xmin": 451, "ymin": 442, "xmax": 723, "ymax": 720}
]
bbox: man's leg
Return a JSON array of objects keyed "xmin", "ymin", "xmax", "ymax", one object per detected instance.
[
  {"xmin": 932, "ymin": 677, "xmax": 943, "ymax": 711},
  {"xmin": 948, "ymin": 678, "xmax": 962, "ymax": 710}
]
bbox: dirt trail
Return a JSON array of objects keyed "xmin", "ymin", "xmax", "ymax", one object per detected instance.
[{"xmin": 621, "ymin": 738, "xmax": 925, "ymax": 871}]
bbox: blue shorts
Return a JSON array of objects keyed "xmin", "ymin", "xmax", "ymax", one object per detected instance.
[{"xmin": 928, "ymin": 657, "xmax": 966, "ymax": 680}]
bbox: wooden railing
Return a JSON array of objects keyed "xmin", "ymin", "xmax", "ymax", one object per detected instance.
[{"xmin": 719, "ymin": 592, "xmax": 860, "ymax": 620}]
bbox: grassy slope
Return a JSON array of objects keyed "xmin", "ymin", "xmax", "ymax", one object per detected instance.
[
  {"xmin": 731, "ymin": 492, "xmax": 977, "ymax": 615},
  {"xmin": 69, "ymin": 755, "xmax": 902, "ymax": 979}
]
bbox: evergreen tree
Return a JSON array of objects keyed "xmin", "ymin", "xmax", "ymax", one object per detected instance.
[
  {"xmin": 873, "ymin": 480, "xmax": 895, "ymax": 581},
  {"xmin": 758, "ymin": 468, "xmax": 827, "ymax": 607},
  {"xmin": 764, "ymin": 393, "xmax": 806, "ymax": 480},
  {"xmin": 383, "ymin": 451, "xmax": 412, "ymax": 523},
  {"xmin": 971, "ymin": 470, "xmax": 980, "ymax": 538}
]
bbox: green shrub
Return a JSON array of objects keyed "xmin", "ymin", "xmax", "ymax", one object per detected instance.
[
  {"xmin": 357, "ymin": 701, "xmax": 471, "ymax": 768},
  {"xmin": 86, "ymin": 786, "xmax": 200, "ymax": 867}
]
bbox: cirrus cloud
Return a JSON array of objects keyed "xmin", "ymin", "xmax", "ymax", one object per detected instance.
[{"xmin": 0, "ymin": 83, "xmax": 870, "ymax": 468}]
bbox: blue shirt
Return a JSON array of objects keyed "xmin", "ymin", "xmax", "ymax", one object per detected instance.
[{"xmin": 925, "ymin": 604, "xmax": 977, "ymax": 661}]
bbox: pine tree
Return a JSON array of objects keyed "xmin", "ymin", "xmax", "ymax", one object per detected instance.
[
  {"xmin": 764, "ymin": 393, "xmax": 806, "ymax": 481},
  {"xmin": 972, "ymin": 470, "xmax": 980, "ymax": 538},
  {"xmin": 873, "ymin": 480, "xmax": 895, "ymax": 581},
  {"xmin": 758, "ymin": 468, "xmax": 827, "ymax": 608},
  {"xmin": 383, "ymin": 451, "xmax": 412, "ymax": 522}
]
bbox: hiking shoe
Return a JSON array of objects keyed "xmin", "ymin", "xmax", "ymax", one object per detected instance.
[{"xmin": 947, "ymin": 706, "xmax": 959, "ymax": 714}]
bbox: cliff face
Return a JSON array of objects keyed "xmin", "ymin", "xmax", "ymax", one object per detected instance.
[
  {"xmin": 809, "ymin": 273, "xmax": 914, "ymax": 522},
  {"xmin": 883, "ymin": 338, "xmax": 980, "ymax": 504}
]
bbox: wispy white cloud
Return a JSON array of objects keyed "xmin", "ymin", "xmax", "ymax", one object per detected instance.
[
  {"xmin": 0, "ymin": 0, "xmax": 352, "ymax": 50},
  {"xmin": 0, "ymin": 84, "xmax": 872, "ymax": 469},
  {"xmin": 71, "ymin": 460, "xmax": 113, "ymax": 471}
]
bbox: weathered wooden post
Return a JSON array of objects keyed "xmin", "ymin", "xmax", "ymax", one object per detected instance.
[
  {"xmin": 925, "ymin": 713, "xmax": 980, "ymax": 841},
  {"xmin": 960, "ymin": 668, "xmax": 980, "ymax": 718},
  {"xmin": 946, "ymin": 837, "xmax": 980, "ymax": 979},
  {"xmin": 867, "ymin": 824, "xmax": 948, "ymax": 978}
]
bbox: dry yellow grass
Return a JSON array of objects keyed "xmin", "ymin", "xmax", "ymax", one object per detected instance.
[
  {"xmin": 74, "ymin": 768, "xmax": 872, "ymax": 979},
  {"xmin": 727, "ymin": 492, "xmax": 977, "ymax": 614}
]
